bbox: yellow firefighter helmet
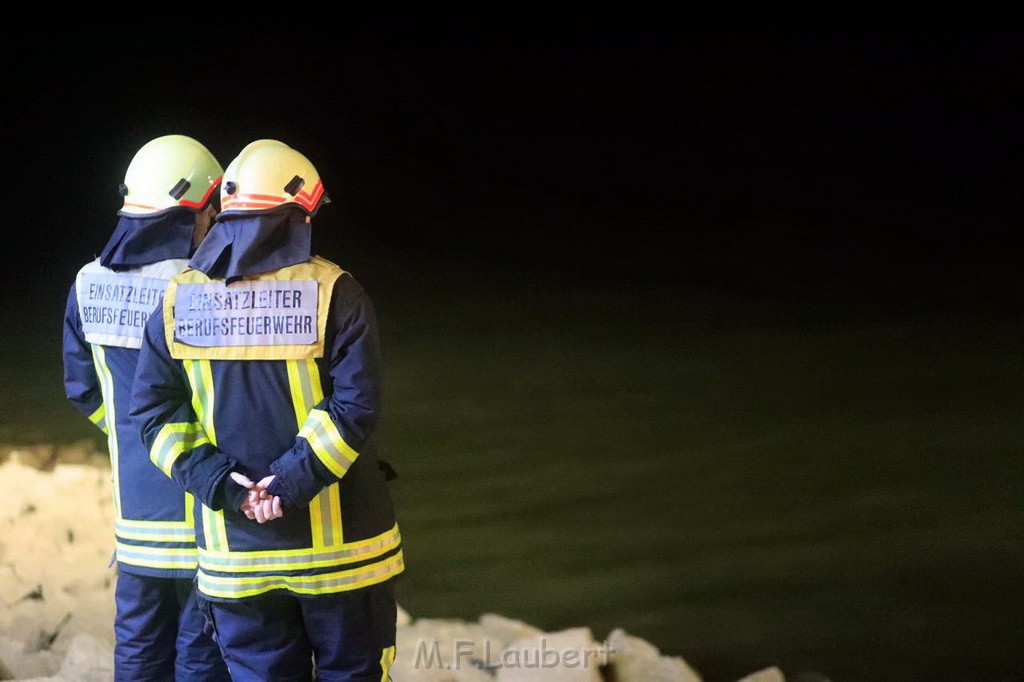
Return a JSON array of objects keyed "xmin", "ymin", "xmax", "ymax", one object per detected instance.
[
  {"xmin": 219, "ymin": 139, "xmax": 329, "ymax": 216},
  {"xmin": 118, "ymin": 135, "xmax": 223, "ymax": 216}
]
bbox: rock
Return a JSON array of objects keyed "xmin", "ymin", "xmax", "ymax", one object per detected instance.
[
  {"xmin": 56, "ymin": 633, "xmax": 114, "ymax": 681},
  {"xmin": 389, "ymin": 671, "xmax": 458, "ymax": 682},
  {"xmin": 393, "ymin": 619, "xmax": 460, "ymax": 680},
  {"xmin": 16, "ymin": 584, "xmax": 45, "ymax": 604},
  {"xmin": 1, "ymin": 447, "xmax": 56, "ymax": 472},
  {"xmin": 55, "ymin": 440, "xmax": 107, "ymax": 468},
  {"xmin": 616, "ymin": 655, "xmax": 703, "ymax": 682},
  {"xmin": 476, "ymin": 614, "xmax": 543, "ymax": 650},
  {"xmin": 452, "ymin": 667, "xmax": 495, "ymax": 681},
  {"xmin": 0, "ymin": 635, "xmax": 60, "ymax": 679},
  {"xmin": 494, "ymin": 627, "xmax": 606, "ymax": 682},
  {"xmin": 9, "ymin": 634, "xmax": 115, "ymax": 682},
  {"xmin": 606, "ymin": 628, "xmax": 701, "ymax": 682},
  {"xmin": 389, "ymin": 647, "xmax": 459, "ymax": 682},
  {"xmin": 395, "ymin": 617, "xmax": 507, "ymax": 672},
  {"xmin": 737, "ymin": 667, "xmax": 785, "ymax": 682},
  {"xmin": 397, "ymin": 603, "xmax": 413, "ymax": 626},
  {"xmin": 607, "ymin": 627, "xmax": 661, "ymax": 660}
]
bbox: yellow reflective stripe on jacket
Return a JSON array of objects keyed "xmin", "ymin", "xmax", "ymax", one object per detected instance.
[
  {"xmin": 199, "ymin": 523, "xmax": 400, "ymax": 573},
  {"xmin": 198, "ymin": 550, "xmax": 404, "ymax": 599},
  {"xmin": 116, "ymin": 520, "xmax": 195, "ymax": 543},
  {"xmin": 310, "ymin": 483, "xmax": 343, "ymax": 548},
  {"xmin": 151, "ymin": 422, "xmax": 211, "ymax": 476},
  {"xmin": 115, "ymin": 492, "xmax": 195, "ymax": 543},
  {"xmin": 299, "ymin": 409, "xmax": 358, "ymax": 478},
  {"xmin": 183, "ymin": 359, "xmax": 217, "ymax": 446},
  {"xmin": 286, "ymin": 359, "xmax": 341, "ymax": 547},
  {"xmin": 327, "ymin": 484, "xmax": 343, "ymax": 545},
  {"xmin": 202, "ymin": 505, "xmax": 229, "ymax": 552},
  {"xmin": 90, "ymin": 345, "xmax": 120, "ymax": 517},
  {"xmin": 286, "ymin": 359, "xmax": 324, "ymax": 429},
  {"xmin": 88, "ymin": 404, "xmax": 108, "ymax": 434},
  {"xmin": 379, "ymin": 646, "xmax": 395, "ymax": 682},
  {"xmin": 164, "ymin": 256, "xmax": 343, "ymax": 361},
  {"xmin": 116, "ymin": 542, "xmax": 199, "ymax": 570},
  {"xmin": 182, "ymin": 357, "xmax": 228, "ymax": 553}
]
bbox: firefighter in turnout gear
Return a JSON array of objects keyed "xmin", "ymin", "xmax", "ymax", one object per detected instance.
[
  {"xmin": 130, "ymin": 139, "xmax": 403, "ymax": 680},
  {"xmin": 62, "ymin": 134, "xmax": 231, "ymax": 681}
]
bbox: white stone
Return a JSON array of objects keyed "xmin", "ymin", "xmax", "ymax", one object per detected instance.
[
  {"xmin": 393, "ymin": 623, "xmax": 461, "ymax": 681},
  {"xmin": 452, "ymin": 666, "xmax": 497, "ymax": 681},
  {"xmin": 400, "ymin": 618, "xmax": 476, "ymax": 666},
  {"xmin": 606, "ymin": 627, "xmax": 662, "ymax": 660},
  {"xmin": 0, "ymin": 635, "xmax": 60, "ymax": 678},
  {"xmin": 476, "ymin": 613, "xmax": 543, "ymax": 649},
  {"xmin": 13, "ymin": 634, "xmax": 115, "ymax": 682},
  {"xmin": 56, "ymin": 633, "xmax": 114, "ymax": 681},
  {"xmin": 495, "ymin": 627, "xmax": 605, "ymax": 682},
  {"xmin": 389, "ymin": 647, "xmax": 459, "ymax": 682},
  {"xmin": 614, "ymin": 655, "xmax": 703, "ymax": 682},
  {"xmin": 607, "ymin": 628, "xmax": 702, "ymax": 682},
  {"xmin": 737, "ymin": 666, "xmax": 786, "ymax": 682}
]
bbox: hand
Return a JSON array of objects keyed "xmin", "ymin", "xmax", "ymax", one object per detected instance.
[
  {"xmin": 249, "ymin": 476, "xmax": 282, "ymax": 523},
  {"xmin": 249, "ymin": 492, "xmax": 283, "ymax": 524},
  {"xmin": 229, "ymin": 472, "xmax": 261, "ymax": 519},
  {"xmin": 230, "ymin": 472, "xmax": 284, "ymax": 523}
]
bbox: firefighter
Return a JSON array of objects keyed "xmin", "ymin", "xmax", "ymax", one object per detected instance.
[
  {"xmin": 130, "ymin": 139, "xmax": 404, "ymax": 680},
  {"xmin": 62, "ymin": 134, "xmax": 231, "ymax": 681}
]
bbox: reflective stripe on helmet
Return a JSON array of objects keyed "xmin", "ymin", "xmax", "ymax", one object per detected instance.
[{"xmin": 218, "ymin": 140, "xmax": 327, "ymax": 217}]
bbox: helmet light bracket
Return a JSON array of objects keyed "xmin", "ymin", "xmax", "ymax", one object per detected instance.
[
  {"xmin": 283, "ymin": 175, "xmax": 305, "ymax": 196},
  {"xmin": 168, "ymin": 178, "xmax": 191, "ymax": 200}
]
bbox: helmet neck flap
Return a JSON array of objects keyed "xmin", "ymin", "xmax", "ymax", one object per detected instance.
[
  {"xmin": 98, "ymin": 209, "xmax": 197, "ymax": 270},
  {"xmin": 187, "ymin": 210, "xmax": 312, "ymax": 282}
]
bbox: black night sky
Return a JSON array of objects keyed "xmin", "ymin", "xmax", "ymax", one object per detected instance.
[
  {"xmin": 4, "ymin": 15, "xmax": 1022, "ymax": 309},
  {"xmin": 2, "ymin": 12, "xmax": 1022, "ymax": 681}
]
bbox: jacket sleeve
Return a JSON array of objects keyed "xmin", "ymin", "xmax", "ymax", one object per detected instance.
[
  {"xmin": 266, "ymin": 276, "xmax": 383, "ymax": 510},
  {"xmin": 129, "ymin": 296, "xmax": 245, "ymax": 511},
  {"xmin": 62, "ymin": 284, "xmax": 108, "ymax": 433}
]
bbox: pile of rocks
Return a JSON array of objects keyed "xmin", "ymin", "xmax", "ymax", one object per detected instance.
[
  {"xmin": 0, "ymin": 452, "xmax": 802, "ymax": 681},
  {"xmin": 1, "ymin": 611, "xmax": 789, "ymax": 682},
  {"xmin": 387, "ymin": 608, "xmax": 787, "ymax": 681}
]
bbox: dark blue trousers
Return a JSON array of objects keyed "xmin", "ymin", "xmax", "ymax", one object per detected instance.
[
  {"xmin": 114, "ymin": 570, "xmax": 231, "ymax": 682},
  {"xmin": 199, "ymin": 580, "xmax": 397, "ymax": 681}
]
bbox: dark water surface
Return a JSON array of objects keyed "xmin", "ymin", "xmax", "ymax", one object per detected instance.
[{"xmin": 6, "ymin": 258, "xmax": 1021, "ymax": 681}]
